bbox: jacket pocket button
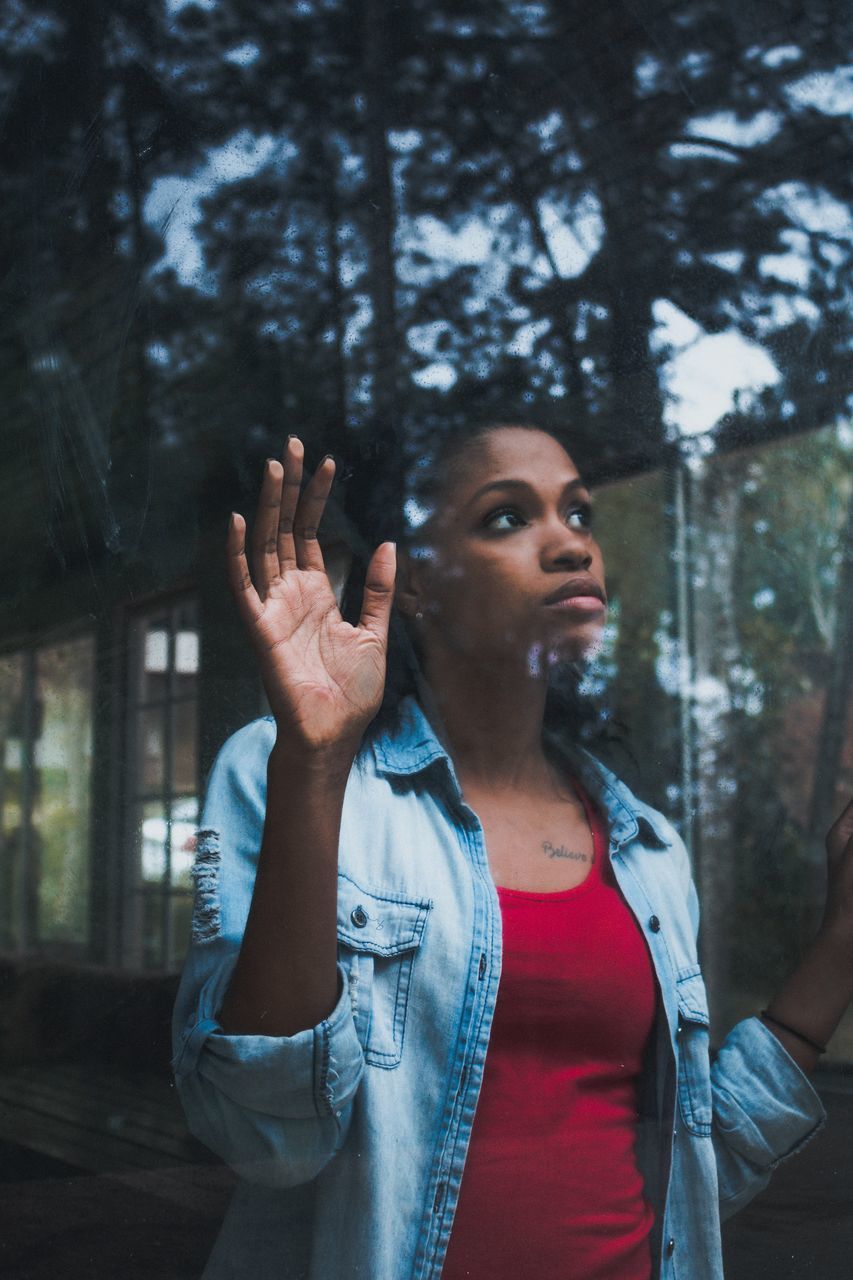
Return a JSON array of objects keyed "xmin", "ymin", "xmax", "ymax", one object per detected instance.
[
  {"xmin": 648, "ymin": 914, "xmax": 661, "ymax": 933},
  {"xmin": 351, "ymin": 905, "xmax": 368, "ymax": 928},
  {"xmin": 665, "ymin": 1237, "xmax": 676, "ymax": 1257}
]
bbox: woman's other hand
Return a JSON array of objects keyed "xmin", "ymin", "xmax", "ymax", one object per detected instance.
[
  {"xmin": 226, "ymin": 435, "xmax": 396, "ymax": 756},
  {"xmin": 762, "ymin": 797, "xmax": 853, "ymax": 1073}
]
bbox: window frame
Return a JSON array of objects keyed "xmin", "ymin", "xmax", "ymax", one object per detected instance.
[{"xmin": 120, "ymin": 589, "xmax": 200, "ymax": 974}]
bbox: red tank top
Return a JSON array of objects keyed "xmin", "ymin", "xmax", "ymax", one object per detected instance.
[{"xmin": 441, "ymin": 782, "xmax": 657, "ymax": 1280}]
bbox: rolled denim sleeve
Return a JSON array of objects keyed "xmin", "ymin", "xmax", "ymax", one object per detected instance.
[
  {"xmin": 663, "ymin": 829, "xmax": 828, "ymax": 1220},
  {"xmin": 712, "ymin": 1014, "xmax": 827, "ymax": 1220},
  {"xmin": 171, "ymin": 719, "xmax": 366, "ymax": 1188}
]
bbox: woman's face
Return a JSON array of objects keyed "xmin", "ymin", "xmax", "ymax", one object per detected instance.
[{"xmin": 405, "ymin": 426, "xmax": 607, "ymax": 669}]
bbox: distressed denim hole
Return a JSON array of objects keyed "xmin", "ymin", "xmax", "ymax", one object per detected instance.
[{"xmin": 190, "ymin": 828, "xmax": 222, "ymax": 943}]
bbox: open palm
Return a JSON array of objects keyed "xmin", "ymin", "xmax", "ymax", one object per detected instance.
[{"xmin": 227, "ymin": 437, "xmax": 396, "ymax": 754}]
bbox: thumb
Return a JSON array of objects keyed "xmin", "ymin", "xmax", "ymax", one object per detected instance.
[{"xmin": 358, "ymin": 541, "xmax": 397, "ymax": 644}]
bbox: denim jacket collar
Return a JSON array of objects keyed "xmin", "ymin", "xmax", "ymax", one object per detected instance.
[{"xmin": 370, "ymin": 692, "xmax": 673, "ymax": 853}]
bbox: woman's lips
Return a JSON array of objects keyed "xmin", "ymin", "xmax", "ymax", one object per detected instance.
[{"xmin": 544, "ymin": 595, "xmax": 606, "ymax": 614}]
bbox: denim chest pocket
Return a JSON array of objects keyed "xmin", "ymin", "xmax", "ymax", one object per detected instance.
[
  {"xmin": 336, "ymin": 874, "xmax": 432, "ymax": 1069},
  {"xmin": 675, "ymin": 968, "xmax": 713, "ymax": 1137}
]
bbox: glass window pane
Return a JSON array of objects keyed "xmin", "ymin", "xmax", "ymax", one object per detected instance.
[
  {"xmin": 174, "ymin": 630, "xmax": 199, "ymax": 676},
  {"xmin": 694, "ymin": 428, "xmax": 853, "ymax": 1060},
  {"xmin": 32, "ymin": 637, "xmax": 94, "ymax": 945},
  {"xmin": 172, "ymin": 699, "xmax": 198, "ymax": 795},
  {"xmin": 138, "ymin": 800, "xmax": 168, "ymax": 884},
  {"xmin": 597, "ymin": 429, "xmax": 853, "ymax": 1062},
  {"xmin": 593, "ymin": 469, "xmax": 680, "ymax": 817},
  {"xmin": 140, "ymin": 888, "xmax": 165, "ymax": 971},
  {"xmin": 133, "ymin": 615, "xmax": 171, "ymax": 703},
  {"xmin": 170, "ymin": 796, "xmax": 199, "ymax": 890},
  {"xmin": 0, "ymin": 653, "xmax": 26, "ymax": 949},
  {"xmin": 137, "ymin": 706, "xmax": 166, "ymax": 794},
  {"xmin": 169, "ymin": 893, "xmax": 193, "ymax": 968},
  {"xmin": 172, "ymin": 606, "xmax": 199, "ymax": 698}
]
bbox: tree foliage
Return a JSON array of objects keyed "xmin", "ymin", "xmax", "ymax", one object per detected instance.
[{"xmin": 1, "ymin": 0, "xmax": 849, "ymax": 568}]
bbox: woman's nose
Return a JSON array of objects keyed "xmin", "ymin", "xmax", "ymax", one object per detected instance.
[
  {"xmin": 546, "ymin": 523, "xmax": 593, "ymax": 571},
  {"xmin": 553, "ymin": 544, "xmax": 593, "ymax": 571}
]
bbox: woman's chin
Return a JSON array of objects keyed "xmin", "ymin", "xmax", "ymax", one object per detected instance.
[
  {"xmin": 520, "ymin": 637, "xmax": 600, "ymax": 677},
  {"xmin": 540, "ymin": 619, "xmax": 606, "ymax": 666}
]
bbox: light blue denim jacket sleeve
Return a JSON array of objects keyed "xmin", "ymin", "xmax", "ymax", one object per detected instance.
[
  {"xmin": 171, "ymin": 719, "xmax": 366, "ymax": 1188},
  {"xmin": 634, "ymin": 800, "xmax": 827, "ymax": 1227},
  {"xmin": 683, "ymin": 871, "xmax": 828, "ymax": 1221},
  {"xmin": 713, "ymin": 1015, "xmax": 826, "ymax": 1220}
]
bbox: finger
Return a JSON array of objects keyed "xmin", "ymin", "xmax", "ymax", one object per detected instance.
[
  {"xmin": 277, "ymin": 436, "xmax": 305, "ymax": 571},
  {"xmin": 226, "ymin": 513, "xmax": 264, "ymax": 627},
  {"xmin": 358, "ymin": 542, "xmax": 396, "ymax": 645},
  {"xmin": 252, "ymin": 459, "xmax": 285, "ymax": 596},
  {"xmin": 294, "ymin": 454, "xmax": 336, "ymax": 572}
]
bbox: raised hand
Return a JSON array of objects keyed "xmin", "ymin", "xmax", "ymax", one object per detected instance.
[{"xmin": 226, "ymin": 436, "xmax": 396, "ymax": 757}]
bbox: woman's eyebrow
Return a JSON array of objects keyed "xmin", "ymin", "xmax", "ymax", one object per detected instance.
[{"xmin": 465, "ymin": 476, "xmax": 588, "ymax": 507}]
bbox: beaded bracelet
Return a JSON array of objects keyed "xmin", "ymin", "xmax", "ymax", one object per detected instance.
[{"xmin": 760, "ymin": 1010, "xmax": 827, "ymax": 1055}]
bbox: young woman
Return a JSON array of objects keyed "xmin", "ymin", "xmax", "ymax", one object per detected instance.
[{"xmin": 173, "ymin": 424, "xmax": 853, "ymax": 1280}]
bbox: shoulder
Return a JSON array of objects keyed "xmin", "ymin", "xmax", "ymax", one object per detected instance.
[
  {"xmin": 212, "ymin": 716, "xmax": 278, "ymax": 763},
  {"xmin": 204, "ymin": 717, "xmax": 278, "ymax": 809},
  {"xmin": 205, "ymin": 717, "xmax": 381, "ymax": 807},
  {"xmin": 578, "ymin": 750, "xmax": 691, "ymax": 869}
]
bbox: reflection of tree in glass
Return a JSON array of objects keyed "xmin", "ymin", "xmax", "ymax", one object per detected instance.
[
  {"xmin": 1, "ymin": 0, "xmax": 850, "ymax": 583},
  {"xmin": 726, "ymin": 429, "xmax": 852, "ymax": 1012}
]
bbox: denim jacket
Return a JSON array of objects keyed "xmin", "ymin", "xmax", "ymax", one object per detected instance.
[{"xmin": 172, "ymin": 693, "xmax": 826, "ymax": 1279}]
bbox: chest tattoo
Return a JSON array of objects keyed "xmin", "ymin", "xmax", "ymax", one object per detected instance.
[{"xmin": 542, "ymin": 839, "xmax": 593, "ymax": 863}]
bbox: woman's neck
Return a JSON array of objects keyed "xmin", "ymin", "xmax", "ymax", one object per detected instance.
[{"xmin": 418, "ymin": 649, "xmax": 555, "ymax": 793}]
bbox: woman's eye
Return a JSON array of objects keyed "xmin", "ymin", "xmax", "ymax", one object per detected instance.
[
  {"xmin": 568, "ymin": 504, "xmax": 593, "ymax": 530},
  {"xmin": 484, "ymin": 504, "xmax": 593, "ymax": 532},
  {"xmin": 484, "ymin": 506, "xmax": 525, "ymax": 530}
]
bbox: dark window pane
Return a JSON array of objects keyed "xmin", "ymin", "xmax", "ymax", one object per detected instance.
[
  {"xmin": 172, "ymin": 699, "xmax": 198, "ymax": 796},
  {"xmin": 140, "ymin": 888, "xmax": 165, "ymax": 972},
  {"xmin": 137, "ymin": 706, "xmax": 166, "ymax": 794},
  {"xmin": 169, "ymin": 893, "xmax": 193, "ymax": 968}
]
